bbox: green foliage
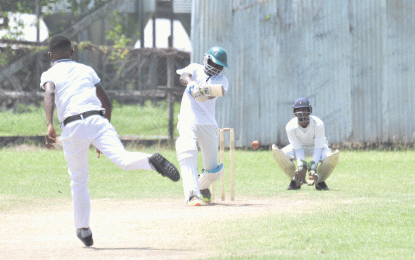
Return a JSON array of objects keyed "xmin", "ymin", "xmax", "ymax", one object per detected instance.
[
  {"xmin": 0, "ymin": 46, "xmax": 15, "ymax": 66},
  {"xmin": 105, "ymin": 10, "xmax": 133, "ymax": 73},
  {"xmin": 1, "ymin": 13, "xmax": 25, "ymax": 40},
  {"xmin": 76, "ymin": 40, "xmax": 93, "ymax": 52},
  {"xmin": 0, "ymin": 0, "xmax": 60, "ymax": 41},
  {"xmin": 65, "ymin": 0, "xmax": 106, "ymax": 19},
  {"xmin": 261, "ymin": 14, "xmax": 271, "ymax": 21},
  {"xmin": 0, "ymin": 1, "xmax": 59, "ymax": 13}
]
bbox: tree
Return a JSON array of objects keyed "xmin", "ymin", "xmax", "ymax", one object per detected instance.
[{"xmin": 0, "ymin": 1, "xmax": 58, "ymax": 14}]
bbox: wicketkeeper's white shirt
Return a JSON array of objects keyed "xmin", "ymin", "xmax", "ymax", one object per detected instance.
[
  {"xmin": 40, "ymin": 59, "xmax": 103, "ymax": 122},
  {"xmin": 176, "ymin": 63, "xmax": 229, "ymax": 127},
  {"xmin": 286, "ymin": 115, "xmax": 328, "ymax": 150}
]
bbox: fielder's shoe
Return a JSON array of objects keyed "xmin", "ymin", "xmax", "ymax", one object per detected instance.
[
  {"xmin": 76, "ymin": 228, "xmax": 93, "ymax": 247},
  {"xmin": 149, "ymin": 152, "xmax": 180, "ymax": 182},
  {"xmin": 187, "ymin": 196, "xmax": 205, "ymax": 206},
  {"xmin": 287, "ymin": 180, "xmax": 301, "ymax": 190},
  {"xmin": 200, "ymin": 189, "xmax": 212, "ymax": 203},
  {"xmin": 316, "ymin": 181, "xmax": 329, "ymax": 191}
]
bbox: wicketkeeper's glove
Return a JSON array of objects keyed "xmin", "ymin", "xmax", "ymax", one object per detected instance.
[
  {"xmin": 308, "ymin": 161, "xmax": 319, "ymax": 184},
  {"xmin": 294, "ymin": 159, "xmax": 307, "ymax": 186},
  {"xmin": 296, "ymin": 159, "xmax": 308, "ymax": 172}
]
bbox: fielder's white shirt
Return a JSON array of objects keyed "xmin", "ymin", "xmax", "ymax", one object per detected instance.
[
  {"xmin": 40, "ymin": 59, "xmax": 103, "ymax": 122},
  {"xmin": 286, "ymin": 115, "xmax": 328, "ymax": 150},
  {"xmin": 176, "ymin": 63, "xmax": 229, "ymax": 127}
]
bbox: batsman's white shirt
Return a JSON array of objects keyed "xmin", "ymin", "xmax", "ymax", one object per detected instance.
[
  {"xmin": 286, "ymin": 115, "xmax": 328, "ymax": 149},
  {"xmin": 176, "ymin": 63, "xmax": 229, "ymax": 127},
  {"xmin": 40, "ymin": 59, "xmax": 103, "ymax": 122}
]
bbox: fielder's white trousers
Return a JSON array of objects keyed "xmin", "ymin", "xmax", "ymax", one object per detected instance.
[
  {"xmin": 60, "ymin": 115, "xmax": 153, "ymax": 229},
  {"xmin": 282, "ymin": 144, "xmax": 331, "ymax": 162},
  {"xmin": 176, "ymin": 123, "xmax": 219, "ymax": 201}
]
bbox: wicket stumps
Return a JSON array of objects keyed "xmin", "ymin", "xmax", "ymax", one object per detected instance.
[{"xmin": 211, "ymin": 128, "xmax": 235, "ymax": 201}]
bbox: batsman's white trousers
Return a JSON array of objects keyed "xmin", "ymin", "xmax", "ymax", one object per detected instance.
[
  {"xmin": 282, "ymin": 144, "xmax": 331, "ymax": 162},
  {"xmin": 60, "ymin": 115, "xmax": 153, "ymax": 229},
  {"xmin": 176, "ymin": 123, "xmax": 219, "ymax": 201}
]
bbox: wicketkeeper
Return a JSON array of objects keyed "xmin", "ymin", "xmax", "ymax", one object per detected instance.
[
  {"xmin": 41, "ymin": 35, "xmax": 180, "ymax": 247},
  {"xmin": 175, "ymin": 46, "xmax": 229, "ymax": 206},
  {"xmin": 272, "ymin": 97, "xmax": 339, "ymax": 190}
]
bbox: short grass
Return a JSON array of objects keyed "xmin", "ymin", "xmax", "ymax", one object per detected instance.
[
  {"xmin": 0, "ymin": 101, "xmax": 180, "ymax": 137},
  {"xmin": 0, "ymin": 148, "xmax": 414, "ymax": 259}
]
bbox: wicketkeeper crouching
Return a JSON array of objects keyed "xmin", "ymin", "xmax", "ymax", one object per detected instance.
[{"xmin": 272, "ymin": 97, "xmax": 339, "ymax": 190}]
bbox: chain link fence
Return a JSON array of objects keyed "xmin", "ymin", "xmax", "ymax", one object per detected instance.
[{"xmin": 0, "ymin": 42, "xmax": 190, "ymax": 141}]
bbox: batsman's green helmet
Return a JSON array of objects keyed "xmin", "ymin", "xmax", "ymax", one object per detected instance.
[{"xmin": 206, "ymin": 46, "xmax": 228, "ymax": 67}]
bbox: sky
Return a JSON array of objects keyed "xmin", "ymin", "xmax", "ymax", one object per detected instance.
[
  {"xmin": 0, "ymin": 13, "xmax": 191, "ymax": 52},
  {"xmin": 134, "ymin": 18, "xmax": 191, "ymax": 51},
  {"xmin": 0, "ymin": 13, "xmax": 49, "ymax": 42}
]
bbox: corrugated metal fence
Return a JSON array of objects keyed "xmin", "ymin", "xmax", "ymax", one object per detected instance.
[{"xmin": 191, "ymin": 0, "xmax": 415, "ymax": 147}]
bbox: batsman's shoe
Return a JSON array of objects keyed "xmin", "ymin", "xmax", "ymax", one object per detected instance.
[
  {"xmin": 294, "ymin": 167, "xmax": 307, "ymax": 187},
  {"xmin": 200, "ymin": 189, "xmax": 212, "ymax": 203},
  {"xmin": 187, "ymin": 196, "xmax": 205, "ymax": 206},
  {"xmin": 316, "ymin": 181, "xmax": 329, "ymax": 191},
  {"xmin": 76, "ymin": 228, "xmax": 93, "ymax": 247},
  {"xmin": 287, "ymin": 180, "xmax": 301, "ymax": 190},
  {"xmin": 149, "ymin": 153, "xmax": 180, "ymax": 182}
]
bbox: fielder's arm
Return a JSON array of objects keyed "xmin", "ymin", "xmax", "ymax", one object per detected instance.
[
  {"xmin": 95, "ymin": 83, "xmax": 112, "ymax": 122},
  {"xmin": 43, "ymin": 82, "xmax": 57, "ymax": 149}
]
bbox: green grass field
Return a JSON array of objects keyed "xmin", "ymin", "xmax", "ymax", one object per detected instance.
[
  {"xmin": 1, "ymin": 147, "xmax": 414, "ymax": 259},
  {"xmin": 0, "ymin": 101, "xmax": 180, "ymax": 138}
]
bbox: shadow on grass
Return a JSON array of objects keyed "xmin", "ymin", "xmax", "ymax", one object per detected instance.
[{"xmin": 89, "ymin": 247, "xmax": 186, "ymax": 251}]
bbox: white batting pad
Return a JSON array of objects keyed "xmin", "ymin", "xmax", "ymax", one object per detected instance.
[
  {"xmin": 198, "ymin": 163, "xmax": 224, "ymax": 190},
  {"xmin": 316, "ymin": 150, "xmax": 339, "ymax": 182},
  {"xmin": 272, "ymin": 144, "xmax": 296, "ymax": 179}
]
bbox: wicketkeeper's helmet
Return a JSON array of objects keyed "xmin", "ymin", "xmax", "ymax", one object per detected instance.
[
  {"xmin": 293, "ymin": 97, "xmax": 312, "ymax": 123},
  {"xmin": 204, "ymin": 46, "xmax": 228, "ymax": 76}
]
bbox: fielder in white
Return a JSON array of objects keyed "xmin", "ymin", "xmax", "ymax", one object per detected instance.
[
  {"xmin": 272, "ymin": 97, "xmax": 339, "ymax": 190},
  {"xmin": 41, "ymin": 35, "xmax": 180, "ymax": 247},
  {"xmin": 175, "ymin": 46, "xmax": 229, "ymax": 206}
]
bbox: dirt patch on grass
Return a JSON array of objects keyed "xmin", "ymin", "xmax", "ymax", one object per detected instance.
[{"xmin": 0, "ymin": 196, "xmax": 333, "ymax": 260}]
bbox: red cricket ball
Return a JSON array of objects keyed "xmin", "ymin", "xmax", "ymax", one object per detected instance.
[{"xmin": 252, "ymin": 140, "xmax": 260, "ymax": 150}]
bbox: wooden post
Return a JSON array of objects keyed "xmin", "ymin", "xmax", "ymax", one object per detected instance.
[
  {"xmin": 152, "ymin": 15, "xmax": 156, "ymax": 48},
  {"xmin": 220, "ymin": 129, "xmax": 226, "ymax": 201},
  {"xmin": 166, "ymin": 49, "xmax": 174, "ymax": 143},
  {"xmin": 139, "ymin": 0, "xmax": 144, "ymax": 48}
]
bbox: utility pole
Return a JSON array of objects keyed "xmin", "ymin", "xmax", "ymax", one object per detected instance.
[
  {"xmin": 36, "ymin": 0, "xmax": 40, "ymax": 42},
  {"xmin": 35, "ymin": 0, "xmax": 41, "ymax": 98}
]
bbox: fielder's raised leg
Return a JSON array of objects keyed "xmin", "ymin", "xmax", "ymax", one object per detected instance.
[{"xmin": 41, "ymin": 35, "xmax": 180, "ymax": 247}]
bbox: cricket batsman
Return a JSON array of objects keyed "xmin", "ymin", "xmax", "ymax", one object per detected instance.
[
  {"xmin": 272, "ymin": 97, "xmax": 339, "ymax": 190},
  {"xmin": 175, "ymin": 46, "xmax": 229, "ymax": 206}
]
